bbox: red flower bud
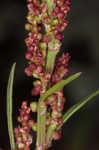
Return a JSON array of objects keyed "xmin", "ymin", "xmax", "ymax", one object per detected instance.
[
  {"xmin": 25, "ymin": 52, "xmax": 32, "ymax": 60},
  {"xmin": 37, "ymin": 66, "xmax": 43, "ymax": 73},
  {"xmin": 55, "ymin": 34, "xmax": 64, "ymax": 40},
  {"xmin": 24, "ymin": 69, "xmax": 32, "ymax": 76},
  {"xmin": 35, "ymin": 8, "xmax": 40, "ymax": 15},
  {"xmin": 28, "ymin": 63, "xmax": 36, "ymax": 71},
  {"xmin": 53, "ymin": 130, "xmax": 62, "ymax": 140},
  {"xmin": 54, "ymin": 7, "xmax": 60, "ymax": 13}
]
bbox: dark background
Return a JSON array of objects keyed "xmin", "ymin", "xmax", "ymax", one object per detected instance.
[{"xmin": 0, "ymin": 0, "xmax": 99, "ymax": 149}]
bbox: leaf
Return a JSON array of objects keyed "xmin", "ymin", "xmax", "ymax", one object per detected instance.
[
  {"xmin": 62, "ymin": 90, "xmax": 99, "ymax": 126},
  {"xmin": 40, "ymin": 72, "xmax": 82, "ymax": 102},
  {"xmin": 7, "ymin": 63, "xmax": 16, "ymax": 150}
]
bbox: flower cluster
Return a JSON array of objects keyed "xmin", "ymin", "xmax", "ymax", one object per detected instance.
[
  {"xmin": 14, "ymin": 0, "xmax": 70, "ymax": 149},
  {"xmin": 52, "ymin": 53, "xmax": 70, "ymax": 84},
  {"xmin": 24, "ymin": 0, "xmax": 70, "ymax": 95},
  {"xmin": 14, "ymin": 101, "xmax": 35, "ymax": 150},
  {"xmin": 45, "ymin": 53, "xmax": 70, "ymax": 145},
  {"xmin": 46, "ymin": 91, "xmax": 65, "ymax": 124}
]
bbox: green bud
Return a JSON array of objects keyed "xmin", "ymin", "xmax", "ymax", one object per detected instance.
[
  {"xmin": 35, "ymin": 16, "xmax": 41, "ymax": 24},
  {"xmin": 51, "ymin": 19, "xmax": 58, "ymax": 25},
  {"xmin": 18, "ymin": 143, "xmax": 25, "ymax": 149},
  {"xmin": 25, "ymin": 24, "xmax": 32, "ymax": 31},
  {"xmin": 27, "ymin": 15, "xmax": 34, "ymax": 24},
  {"xmin": 50, "ymin": 124, "xmax": 57, "ymax": 130},
  {"xmin": 33, "ymin": 71, "xmax": 39, "ymax": 78},
  {"xmin": 42, "ymin": 12, "xmax": 48, "ymax": 18},
  {"xmin": 34, "ymin": 80, "xmax": 41, "ymax": 86},
  {"xmin": 32, "ymin": 123, "xmax": 37, "ymax": 131},
  {"xmin": 37, "ymin": 33, "xmax": 42, "ymax": 40},
  {"xmin": 52, "ymin": 113, "xmax": 57, "ymax": 119},
  {"xmin": 30, "ymin": 102, "xmax": 38, "ymax": 112},
  {"xmin": 52, "ymin": 112, "xmax": 62, "ymax": 119},
  {"xmin": 32, "ymin": 26, "xmax": 38, "ymax": 32},
  {"xmin": 39, "ymin": 42, "xmax": 47, "ymax": 49}
]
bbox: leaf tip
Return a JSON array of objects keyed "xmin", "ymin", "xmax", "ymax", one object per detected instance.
[
  {"xmin": 77, "ymin": 72, "xmax": 82, "ymax": 76},
  {"xmin": 13, "ymin": 62, "xmax": 16, "ymax": 67}
]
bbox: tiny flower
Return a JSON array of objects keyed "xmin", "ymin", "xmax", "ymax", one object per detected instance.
[
  {"xmin": 52, "ymin": 110, "xmax": 59, "ymax": 118},
  {"xmin": 23, "ymin": 114, "xmax": 29, "ymax": 121},
  {"xmin": 66, "ymin": 6, "xmax": 70, "ymax": 12},
  {"xmin": 43, "ymin": 36, "xmax": 51, "ymax": 43},
  {"xmin": 30, "ymin": 102, "xmax": 38, "ymax": 112},
  {"xmin": 58, "ymin": 12, "xmax": 64, "ymax": 19},
  {"xmin": 41, "ymin": 3, "xmax": 47, "ymax": 14},
  {"xmin": 28, "ymin": 120, "xmax": 35, "ymax": 128},
  {"xmin": 28, "ymin": 45, "xmax": 34, "ymax": 52},
  {"xmin": 51, "ymin": 11, "xmax": 57, "ymax": 18},
  {"xmin": 55, "ymin": 24, "xmax": 62, "ymax": 30},
  {"xmin": 44, "ymin": 17, "xmax": 50, "ymax": 24},
  {"xmin": 31, "ymin": 84, "xmax": 42, "ymax": 96},
  {"xmin": 16, "ymin": 136, "xmax": 22, "ymax": 143},
  {"xmin": 54, "ymin": 7, "xmax": 60, "ymax": 13},
  {"xmin": 26, "ymin": 135, "xmax": 33, "ymax": 145},
  {"xmin": 25, "ymin": 23, "xmax": 32, "ymax": 31},
  {"xmin": 51, "ymin": 19, "xmax": 58, "ymax": 25},
  {"xmin": 27, "ymin": 4, "xmax": 34, "ymax": 12},
  {"xmin": 18, "ymin": 143, "xmax": 25, "ymax": 149},
  {"xmin": 21, "ymin": 101, "xmax": 28, "ymax": 109},
  {"xmin": 27, "ymin": 0, "xmax": 32, "ymax": 2},
  {"xmin": 34, "ymin": 8, "xmax": 40, "ymax": 15},
  {"xmin": 45, "ymin": 73, "xmax": 51, "ymax": 80},
  {"xmin": 50, "ymin": 119, "xmax": 59, "ymax": 129},
  {"xmin": 24, "ymin": 68, "xmax": 32, "ymax": 76},
  {"xmin": 53, "ymin": 130, "xmax": 62, "ymax": 140},
  {"xmin": 39, "ymin": 42, "xmax": 47, "ymax": 49},
  {"xmin": 37, "ymin": 66, "xmax": 43, "ymax": 73},
  {"xmin": 28, "ymin": 63, "xmax": 36, "ymax": 71},
  {"xmin": 37, "ymin": 33, "xmax": 42, "ymax": 40},
  {"xmin": 14, "ymin": 128, "xmax": 20, "ymax": 135},
  {"xmin": 25, "ymin": 52, "xmax": 32, "ymax": 60},
  {"xmin": 32, "ymin": 123, "xmax": 37, "ymax": 131},
  {"xmin": 22, "ymin": 125, "xmax": 30, "ymax": 133},
  {"xmin": 34, "ymin": 39, "xmax": 39, "ymax": 45},
  {"xmin": 55, "ymin": 34, "xmax": 64, "ymax": 40}
]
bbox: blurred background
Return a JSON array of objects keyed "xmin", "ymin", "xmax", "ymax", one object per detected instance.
[{"xmin": 0, "ymin": 0, "xmax": 99, "ymax": 149}]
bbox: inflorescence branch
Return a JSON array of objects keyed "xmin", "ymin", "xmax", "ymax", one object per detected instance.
[{"xmin": 14, "ymin": 0, "xmax": 70, "ymax": 150}]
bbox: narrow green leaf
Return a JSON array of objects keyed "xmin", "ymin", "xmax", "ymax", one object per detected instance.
[
  {"xmin": 62, "ymin": 90, "xmax": 99, "ymax": 126},
  {"xmin": 40, "ymin": 72, "xmax": 82, "ymax": 102},
  {"xmin": 7, "ymin": 63, "xmax": 16, "ymax": 150}
]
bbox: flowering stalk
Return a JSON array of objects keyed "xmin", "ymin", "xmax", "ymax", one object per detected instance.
[
  {"xmin": 6, "ymin": 0, "xmax": 99, "ymax": 150},
  {"xmin": 24, "ymin": 0, "xmax": 70, "ymax": 150}
]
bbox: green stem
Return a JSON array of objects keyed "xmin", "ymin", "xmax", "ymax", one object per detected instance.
[
  {"xmin": 46, "ymin": 125, "xmax": 54, "ymax": 146},
  {"xmin": 46, "ymin": 50, "xmax": 58, "ymax": 73},
  {"xmin": 36, "ymin": 100, "xmax": 46, "ymax": 149},
  {"xmin": 47, "ymin": 0, "xmax": 56, "ymax": 14},
  {"xmin": 36, "ymin": 0, "xmax": 57, "ymax": 149}
]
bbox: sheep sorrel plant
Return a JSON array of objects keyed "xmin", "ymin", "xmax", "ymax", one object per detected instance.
[{"xmin": 6, "ymin": 0, "xmax": 99, "ymax": 150}]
